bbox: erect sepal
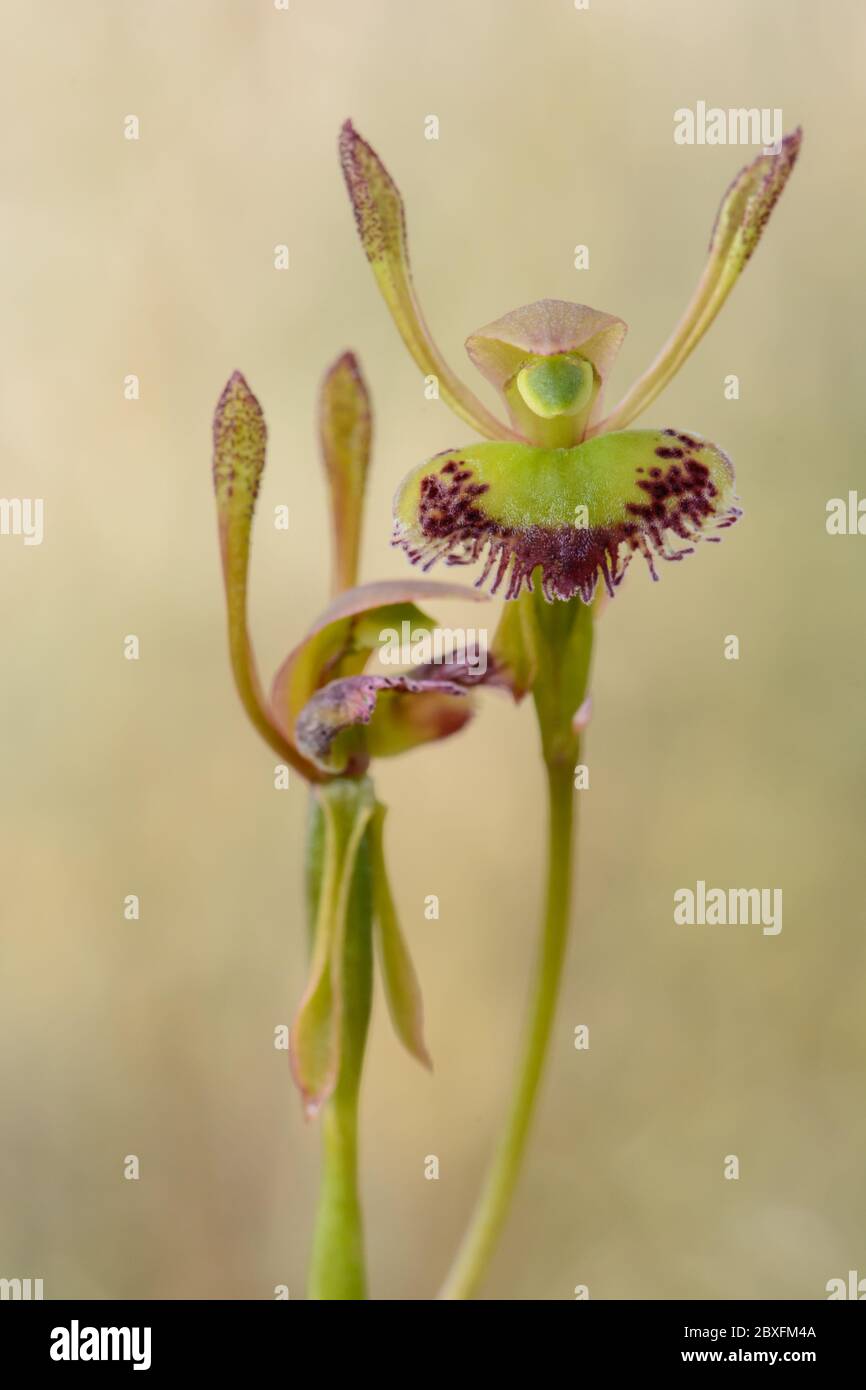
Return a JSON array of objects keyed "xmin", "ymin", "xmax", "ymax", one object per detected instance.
[
  {"xmin": 320, "ymin": 351, "xmax": 372, "ymax": 594},
  {"xmin": 339, "ymin": 120, "xmax": 518, "ymax": 442},
  {"xmin": 597, "ymin": 130, "xmax": 801, "ymax": 433},
  {"xmin": 212, "ymin": 372, "xmax": 316, "ymax": 775}
]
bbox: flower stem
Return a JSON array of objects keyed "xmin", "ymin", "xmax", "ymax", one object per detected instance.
[
  {"xmin": 438, "ymin": 755, "xmax": 576, "ymax": 1299},
  {"xmin": 305, "ymin": 795, "xmax": 374, "ymax": 1300},
  {"xmin": 439, "ymin": 594, "xmax": 592, "ymax": 1300},
  {"xmin": 308, "ymin": 1083, "xmax": 367, "ymax": 1299}
]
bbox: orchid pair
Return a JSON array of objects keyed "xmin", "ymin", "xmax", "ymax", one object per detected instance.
[{"xmin": 213, "ymin": 120, "xmax": 800, "ymax": 1299}]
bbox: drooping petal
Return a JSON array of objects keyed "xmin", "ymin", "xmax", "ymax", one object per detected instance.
[
  {"xmin": 295, "ymin": 672, "xmax": 470, "ymax": 775},
  {"xmin": 212, "ymin": 372, "xmax": 316, "ymax": 776},
  {"xmin": 466, "ymin": 299, "xmax": 627, "ymax": 443},
  {"xmin": 320, "ymin": 351, "xmax": 372, "ymax": 594},
  {"xmin": 393, "ymin": 430, "xmax": 740, "ymax": 603},
  {"xmin": 339, "ymin": 120, "xmax": 518, "ymax": 442},
  {"xmin": 291, "ymin": 776, "xmax": 375, "ymax": 1114},
  {"xmin": 269, "ymin": 577, "xmax": 489, "ymax": 745},
  {"xmin": 370, "ymin": 803, "xmax": 432, "ymax": 1070},
  {"xmin": 597, "ymin": 130, "xmax": 802, "ymax": 433}
]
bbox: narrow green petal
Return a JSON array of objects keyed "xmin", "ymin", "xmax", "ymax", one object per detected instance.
[
  {"xmin": 393, "ymin": 430, "xmax": 739, "ymax": 603},
  {"xmin": 597, "ymin": 129, "xmax": 801, "ymax": 433},
  {"xmin": 212, "ymin": 372, "xmax": 314, "ymax": 775},
  {"xmin": 290, "ymin": 777, "xmax": 375, "ymax": 1115},
  {"xmin": 370, "ymin": 803, "xmax": 432, "ymax": 1070},
  {"xmin": 320, "ymin": 351, "xmax": 372, "ymax": 594},
  {"xmin": 339, "ymin": 120, "xmax": 517, "ymax": 442}
]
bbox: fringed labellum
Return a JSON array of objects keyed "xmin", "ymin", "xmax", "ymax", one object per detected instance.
[{"xmin": 393, "ymin": 429, "xmax": 740, "ymax": 603}]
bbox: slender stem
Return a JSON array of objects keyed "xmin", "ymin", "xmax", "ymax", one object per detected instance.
[
  {"xmin": 305, "ymin": 797, "xmax": 374, "ymax": 1300},
  {"xmin": 308, "ymin": 1092, "xmax": 366, "ymax": 1299},
  {"xmin": 307, "ymin": 368, "xmax": 371, "ymax": 1297},
  {"xmin": 438, "ymin": 755, "xmax": 576, "ymax": 1300}
]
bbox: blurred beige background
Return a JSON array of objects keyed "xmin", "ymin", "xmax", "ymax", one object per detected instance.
[{"xmin": 1, "ymin": 0, "xmax": 864, "ymax": 1300}]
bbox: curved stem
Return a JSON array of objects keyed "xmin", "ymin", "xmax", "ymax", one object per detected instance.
[{"xmin": 438, "ymin": 756, "xmax": 576, "ymax": 1300}]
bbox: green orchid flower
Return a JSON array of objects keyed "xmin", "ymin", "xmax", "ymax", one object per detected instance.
[
  {"xmin": 212, "ymin": 356, "xmax": 508, "ymax": 1298},
  {"xmin": 340, "ymin": 120, "xmax": 800, "ymax": 612},
  {"xmin": 339, "ymin": 119, "xmax": 801, "ymax": 1300}
]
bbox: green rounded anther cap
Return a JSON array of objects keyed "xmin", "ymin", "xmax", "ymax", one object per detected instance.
[
  {"xmin": 392, "ymin": 428, "xmax": 740, "ymax": 603},
  {"xmin": 515, "ymin": 355, "xmax": 594, "ymax": 420}
]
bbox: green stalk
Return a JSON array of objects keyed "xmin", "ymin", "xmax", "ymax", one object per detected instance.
[
  {"xmin": 305, "ymin": 792, "xmax": 374, "ymax": 1300},
  {"xmin": 439, "ymin": 595, "xmax": 593, "ymax": 1300}
]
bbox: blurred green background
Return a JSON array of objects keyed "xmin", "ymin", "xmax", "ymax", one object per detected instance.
[{"xmin": 1, "ymin": 0, "xmax": 864, "ymax": 1300}]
